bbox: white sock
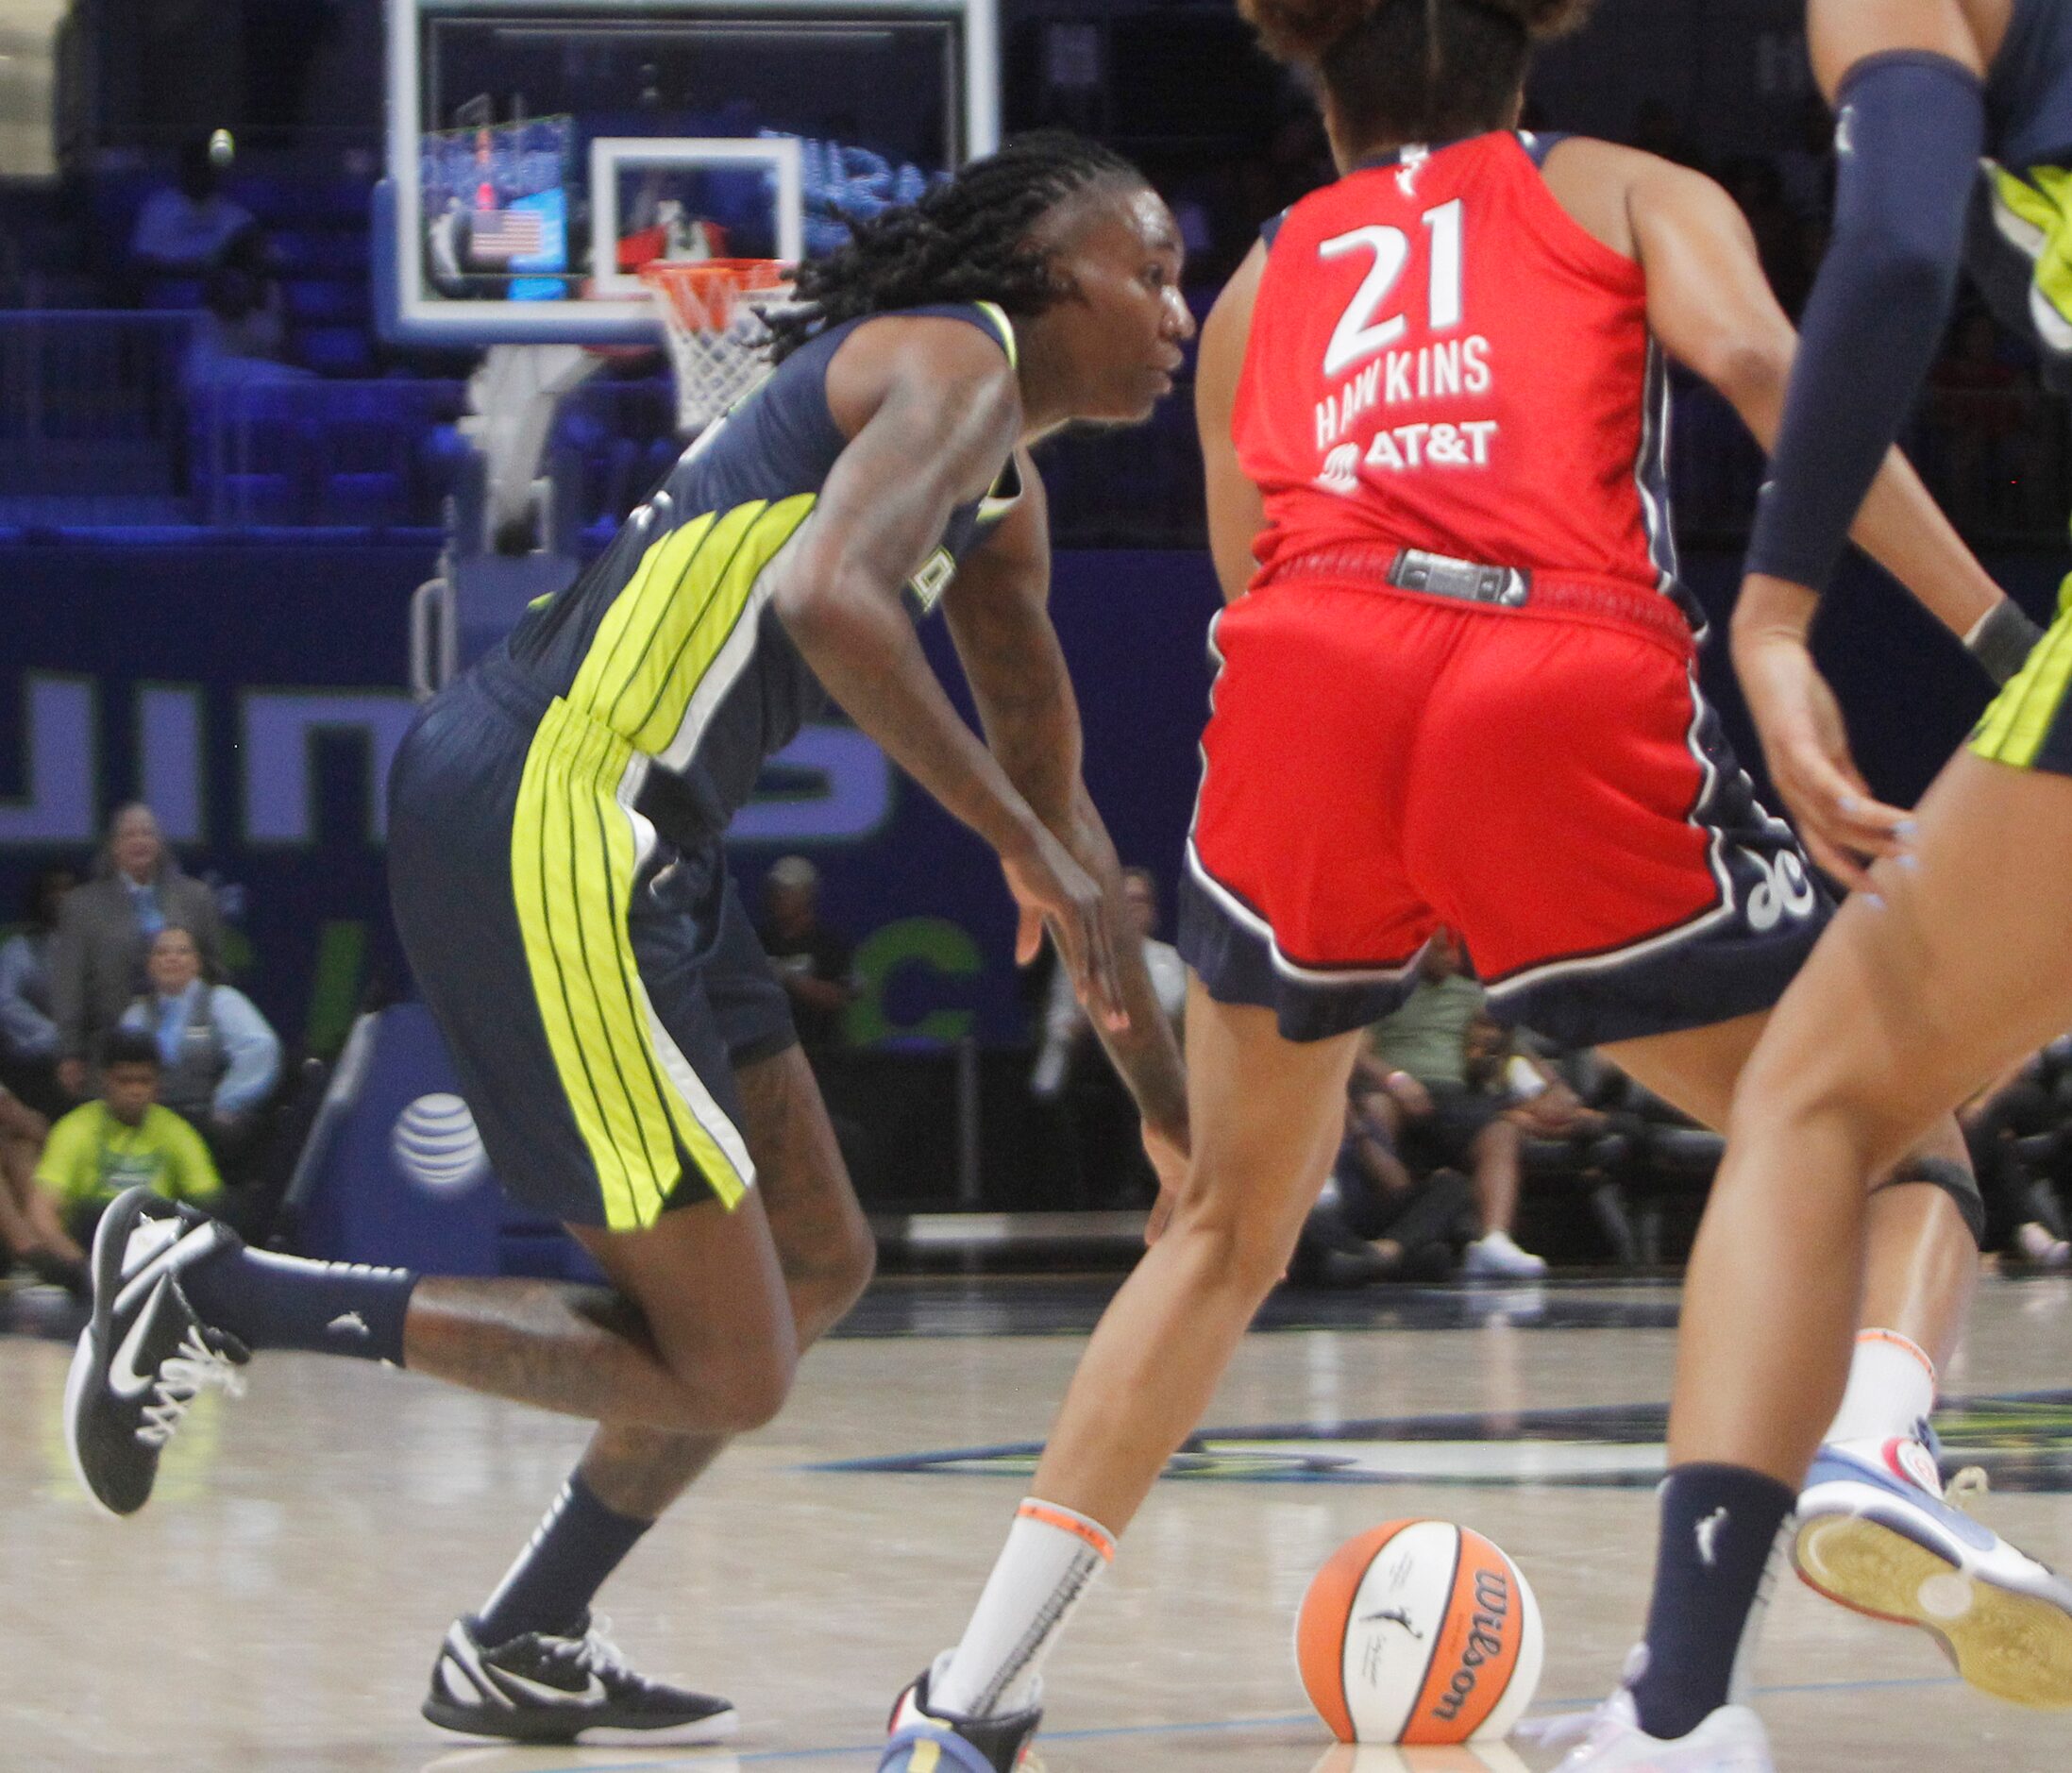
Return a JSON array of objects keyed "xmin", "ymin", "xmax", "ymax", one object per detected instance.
[
  {"xmin": 1821, "ymin": 1329, "xmax": 1938, "ymax": 1446},
  {"xmin": 930, "ymin": 1497, "xmax": 1116, "ymax": 1717}
]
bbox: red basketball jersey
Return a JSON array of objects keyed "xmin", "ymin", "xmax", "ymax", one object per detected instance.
[{"xmin": 1235, "ymin": 132, "xmax": 1676, "ymax": 599}]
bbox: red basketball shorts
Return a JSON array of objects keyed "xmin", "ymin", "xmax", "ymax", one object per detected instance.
[{"xmin": 1177, "ymin": 571, "xmax": 1831, "ymax": 1046}]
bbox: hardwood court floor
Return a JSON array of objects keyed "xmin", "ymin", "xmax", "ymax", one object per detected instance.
[{"xmin": 5, "ymin": 1274, "xmax": 2071, "ymax": 1772}]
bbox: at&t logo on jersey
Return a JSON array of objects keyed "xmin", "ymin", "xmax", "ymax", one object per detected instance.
[{"xmin": 1319, "ymin": 420, "xmax": 1503, "ymax": 496}]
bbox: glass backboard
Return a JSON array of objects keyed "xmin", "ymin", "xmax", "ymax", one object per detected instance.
[{"xmin": 379, "ymin": 0, "xmax": 998, "ymax": 344}]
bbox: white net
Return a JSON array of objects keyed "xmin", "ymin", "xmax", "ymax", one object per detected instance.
[{"xmin": 639, "ymin": 260, "xmax": 790, "ymax": 434}]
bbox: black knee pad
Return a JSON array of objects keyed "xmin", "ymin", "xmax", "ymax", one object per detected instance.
[{"xmin": 1874, "ymin": 1155, "xmax": 1986, "ymax": 1248}]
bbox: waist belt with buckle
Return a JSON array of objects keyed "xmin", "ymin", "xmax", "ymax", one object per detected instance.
[
  {"xmin": 1264, "ymin": 544, "xmax": 1532, "ymax": 606},
  {"xmin": 1386, "ymin": 548, "xmax": 1530, "ymax": 608}
]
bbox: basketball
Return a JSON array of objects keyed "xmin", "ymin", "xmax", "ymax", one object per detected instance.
[{"xmin": 1295, "ymin": 1521, "xmax": 1544, "ymax": 1745}]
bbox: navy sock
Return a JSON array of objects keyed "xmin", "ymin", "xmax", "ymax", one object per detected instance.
[
  {"xmin": 477, "ymin": 1475, "xmax": 653, "ymax": 1644},
  {"xmin": 182, "ymin": 1245, "xmax": 417, "ymax": 1366},
  {"xmin": 1629, "ymin": 1463, "xmax": 1796, "ymax": 1739}
]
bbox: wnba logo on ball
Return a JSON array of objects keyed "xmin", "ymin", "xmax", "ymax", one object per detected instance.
[{"xmin": 392, "ymin": 1093, "xmax": 488, "ymax": 1193}]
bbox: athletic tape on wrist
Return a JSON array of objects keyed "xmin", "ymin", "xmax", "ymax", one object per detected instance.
[{"xmin": 1966, "ymin": 599, "xmax": 2047, "ymax": 686}]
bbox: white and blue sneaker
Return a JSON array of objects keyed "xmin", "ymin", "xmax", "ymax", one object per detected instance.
[
  {"xmin": 881, "ymin": 1663, "xmax": 1042, "ymax": 1772},
  {"xmin": 1546, "ymin": 1690, "xmax": 1773, "ymax": 1771},
  {"xmin": 1794, "ymin": 1428, "xmax": 2072, "ymax": 1707}
]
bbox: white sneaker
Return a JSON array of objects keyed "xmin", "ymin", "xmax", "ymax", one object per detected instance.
[
  {"xmin": 1549, "ymin": 1691, "xmax": 1772, "ymax": 1771},
  {"xmin": 1795, "ymin": 1431, "xmax": 2072, "ymax": 1706},
  {"xmin": 2015, "ymin": 1222, "xmax": 2071, "ymax": 1267},
  {"xmin": 1462, "ymin": 1228, "xmax": 1547, "ymax": 1278}
]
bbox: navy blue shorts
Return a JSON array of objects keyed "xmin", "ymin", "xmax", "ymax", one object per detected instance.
[{"xmin": 388, "ymin": 666, "xmax": 794, "ymax": 1232}]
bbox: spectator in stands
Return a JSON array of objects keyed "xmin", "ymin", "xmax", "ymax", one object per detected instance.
[
  {"xmin": 0, "ymin": 1080, "xmax": 78, "ymax": 1288},
  {"xmin": 34, "ymin": 1028, "xmax": 221, "ymax": 1255},
  {"xmin": 119, "ymin": 925, "xmax": 280, "ymax": 1170},
  {"xmin": 757, "ymin": 855, "xmax": 857, "ymax": 1054},
  {"xmin": 1032, "ymin": 868, "xmax": 1187, "ymax": 1207},
  {"xmin": 1291, "ymin": 1076, "xmax": 1473, "ymax": 1288},
  {"xmin": 129, "ymin": 136, "xmax": 256, "ymax": 276},
  {"xmin": 1365, "ymin": 932, "xmax": 1547, "ymax": 1278},
  {"xmin": 0, "ymin": 865, "xmax": 76, "ymax": 1114},
  {"xmin": 184, "ymin": 228, "xmax": 302, "ymax": 396},
  {"xmin": 53, "ymin": 803, "xmax": 224, "ymax": 1099}
]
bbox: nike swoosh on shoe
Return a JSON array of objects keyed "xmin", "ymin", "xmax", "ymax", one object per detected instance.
[
  {"xmin": 114, "ymin": 1221, "xmax": 227, "ymax": 1316},
  {"xmin": 487, "ymin": 1667, "xmax": 610, "ymax": 1708},
  {"xmin": 109, "ymin": 1280, "xmax": 173, "ymax": 1399}
]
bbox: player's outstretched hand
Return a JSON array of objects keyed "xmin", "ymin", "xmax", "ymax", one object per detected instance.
[
  {"xmin": 1731, "ymin": 573, "xmax": 1913, "ymax": 895},
  {"xmin": 1003, "ymin": 826, "xmax": 1129, "ymax": 1034}
]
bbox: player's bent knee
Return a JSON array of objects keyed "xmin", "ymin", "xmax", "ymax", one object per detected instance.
[
  {"xmin": 1167, "ymin": 1199, "xmax": 1301, "ymax": 1298},
  {"xmin": 675, "ymin": 1342, "xmax": 797, "ymax": 1434},
  {"xmin": 831, "ymin": 1220, "xmax": 877, "ymax": 1310}
]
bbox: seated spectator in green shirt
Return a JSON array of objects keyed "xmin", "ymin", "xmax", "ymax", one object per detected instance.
[
  {"xmin": 1365, "ymin": 931, "xmax": 1546, "ymax": 1279},
  {"xmin": 35, "ymin": 1027, "xmax": 221, "ymax": 1247}
]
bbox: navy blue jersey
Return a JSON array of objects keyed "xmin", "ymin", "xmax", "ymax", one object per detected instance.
[
  {"xmin": 1989, "ymin": 0, "xmax": 2072, "ymax": 166},
  {"xmin": 500, "ymin": 299, "xmax": 1022, "ymax": 846}
]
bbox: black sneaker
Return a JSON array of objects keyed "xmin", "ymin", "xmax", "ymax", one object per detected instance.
[
  {"xmin": 423, "ymin": 1613, "xmax": 738, "ymax": 1745},
  {"xmin": 63, "ymin": 1188, "xmax": 248, "ymax": 1517},
  {"xmin": 881, "ymin": 1665, "xmax": 1043, "ymax": 1772}
]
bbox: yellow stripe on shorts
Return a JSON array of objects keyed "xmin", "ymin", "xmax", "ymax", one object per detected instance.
[
  {"xmin": 1993, "ymin": 165, "xmax": 2072, "ymax": 344},
  {"xmin": 566, "ymin": 495, "xmax": 817, "ymax": 752},
  {"xmin": 512, "ymin": 701, "xmax": 749, "ymax": 1230},
  {"xmin": 1973, "ymin": 574, "xmax": 2072, "ymax": 769}
]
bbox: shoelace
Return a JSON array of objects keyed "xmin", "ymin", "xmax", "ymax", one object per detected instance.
[
  {"xmin": 1946, "ymin": 1464, "xmax": 1990, "ymax": 1510},
  {"xmin": 572, "ymin": 1617, "xmax": 639, "ymax": 1689},
  {"xmin": 136, "ymin": 1326, "xmax": 246, "ymax": 1448}
]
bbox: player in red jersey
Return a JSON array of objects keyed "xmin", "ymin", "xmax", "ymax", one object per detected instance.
[{"xmin": 879, "ymin": 7, "xmax": 2056, "ymax": 1769}]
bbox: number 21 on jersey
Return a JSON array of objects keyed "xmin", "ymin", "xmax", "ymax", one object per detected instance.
[{"xmin": 1318, "ymin": 199, "xmax": 1464, "ymax": 377}]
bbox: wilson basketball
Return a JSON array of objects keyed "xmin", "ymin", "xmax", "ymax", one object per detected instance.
[{"xmin": 1296, "ymin": 1520, "xmax": 1544, "ymax": 1744}]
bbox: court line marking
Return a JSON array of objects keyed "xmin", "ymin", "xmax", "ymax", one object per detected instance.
[{"xmin": 454, "ymin": 1672, "xmax": 1963, "ymax": 1771}]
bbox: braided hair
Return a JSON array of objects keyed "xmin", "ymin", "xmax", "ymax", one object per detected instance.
[{"xmin": 765, "ymin": 129, "xmax": 1144, "ymax": 363}]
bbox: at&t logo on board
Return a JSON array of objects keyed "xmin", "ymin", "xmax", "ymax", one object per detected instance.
[{"xmin": 392, "ymin": 1092, "xmax": 488, "ymax": 1193}]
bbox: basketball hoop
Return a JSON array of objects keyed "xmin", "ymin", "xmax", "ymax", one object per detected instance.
[{"xmin": 639, "ymin": 259, "xmax": 790, "ymax": 434}]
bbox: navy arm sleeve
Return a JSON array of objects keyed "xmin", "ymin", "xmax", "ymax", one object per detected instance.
[{"xmin": 1744, "ymin": 52, "xmax": 1985, "ymax": 592}]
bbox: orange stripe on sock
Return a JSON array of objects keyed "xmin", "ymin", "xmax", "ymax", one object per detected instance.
[
  {"xmin": 1017, "ymin": 1500, "xmax": 1116, "ymax": 1562},
  {"xmin": 1857, "ymin": 1328, "xmax": 1937, "ymax": 1384}
]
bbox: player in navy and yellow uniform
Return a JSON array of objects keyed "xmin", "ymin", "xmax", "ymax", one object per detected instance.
[
  {"xmin": 62, "ymin": 132, "xmax": 1193, "ymax": 1746},
  {"xmin": 388, "ymin": 295, "xmax": 1033, "ymax": 1234},
  {"xmin": 1580, "ymin": 4, "xmax": 2072, "ymax": 1765},
  {"xmin": 883, "ymin": 8, "xmax": 2062, "ymax": 1773}
]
